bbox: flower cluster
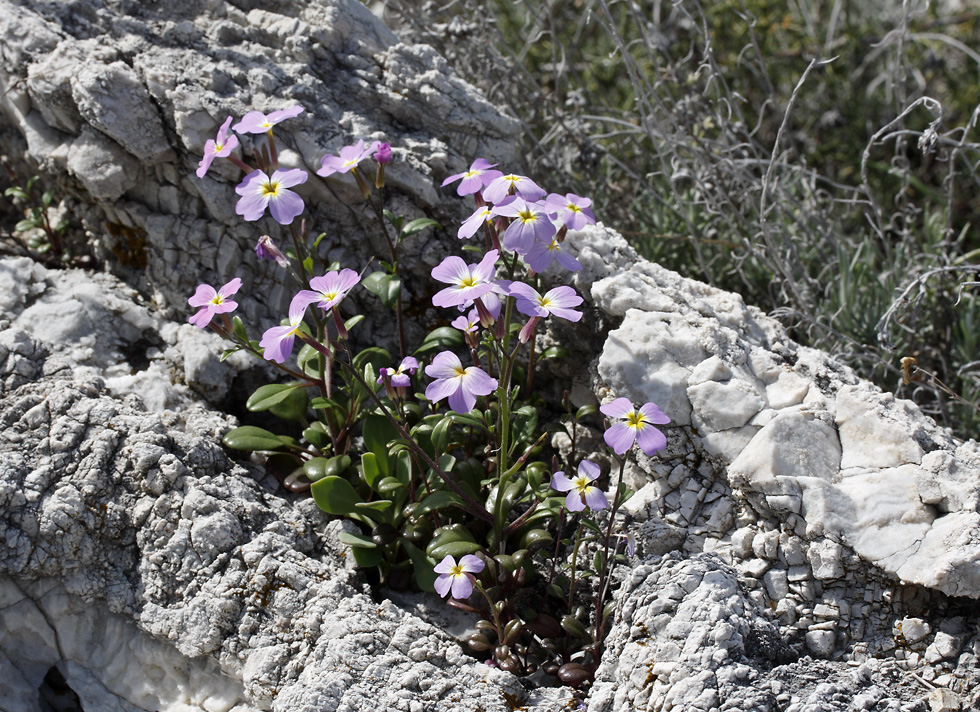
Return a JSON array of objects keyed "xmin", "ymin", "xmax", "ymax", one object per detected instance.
[{"xmin": 187, "ymin": 113, "xmax": 672, "ymax": 684}]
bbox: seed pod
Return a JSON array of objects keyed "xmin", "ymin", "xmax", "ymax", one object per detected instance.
[
  {"xmin": 465, "ymin": 633, "xmax": 493, "ymax": 652},
  {"xmin": 557, "ymin": 662, "xmax": 591, "ymax": 687},
  {"xmin": 370, "ymin": 523, "xmax": 397, "ymax": 546},
  {"xmin": 542, "ymin": 662, "xmax": 560, "ymax": 676},
  {"xmin": 498, "ymin": 656, "xmax": 521, "ymax": 674}
]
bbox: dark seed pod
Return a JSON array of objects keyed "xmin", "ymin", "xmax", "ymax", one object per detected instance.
[
  {"xmin": 494, "ymin": 645, "xmax": 510, "ymax": 660},
  {"xmin": 465, "ymin": 633, "xmax": 494, "ymax": 652},
  {"xmin": 542, "ymin": 662, "xmax": 560, "ymax": 676},
  {"xmin": 370, "ymin": 523, "xmax": 397, "ymax": 546},
  {"xmin": 498, "ymin": 656, "xmax": 521, "ymax": 674},
  {"xmin": 557, "ymin": 662, "xmax": 592, "ymax": 687}
]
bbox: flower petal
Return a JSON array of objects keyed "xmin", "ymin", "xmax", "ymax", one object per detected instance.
[
  {"xmin": 603, "ymin": 422, "xmax": 636, "ymax": 455},
  {"xmin": 599, "ymin": 397, "xmax": 634, "ymax": 419},
  {"xmin": 636, "ymin": 425, "xmax": 667, "ymax": 456}
]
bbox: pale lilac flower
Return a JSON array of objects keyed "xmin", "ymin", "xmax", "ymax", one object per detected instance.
[
  {"xmin": 451, "ymin": 310, "xmax": 480, "ymax": 334},
  {"xmin": 259, "ymin": 293, "xmax": 309, "ymax": 364},
  {"xmin": 600, "ymin": 398, "xmax": 669, "ymax": 456},
  {"xmin": 187, "ymin": 277, "xmax": 242, "ymax": 329},
  {"xmin": 508, "ymin": 283, "xmax": 583, "ymax": 321},
  {"xmin": 482, "ymin": 173, "xmax": 546, "ymax": 203},
  {"xmin": 551, "ymin": 460, "xmax": 608, "ymax": 512},
  {"xmin": 442, "ymin": 158, "xmax": 503, "ymax": 196},
  {"xmin": 424, "ymin": 351, "xmax": 498, "ymax": 413},
  {"xmin": 490, "ymin": 196, "xmax": 556, "ymax": 254},
  {"xmin": 617, "ymin": 531, "xmax": 637, "ymax": 557},
  {"xmin": 433, "ymin": 554, "xmax": 485, "ymax": 599},
  {"xmin": 377, "ymin": 356, "xmax": 419, "ymax": 389},
  {"xmin": 196, "ymin": 116, "xmax": 240, "ymax": 179},
  {"xmin": 255, "ymin": 235, "xmax": 289, "ymax": 268},
  {"xmin": 458, "ymin": 205, "xmax": 493, "ymax": 239},
  {"xmin": 524, "ymin": 237, "xmax": 583, "ymax": 273},
  {"xmin": 317, "ymin": 139, "xmax": 381, "ymax": 177},
  {"xmin": 295, "ymin": 269, "xmax": 361, "ymax": 312},
  {"xmin": 508, "ymin": 282, "xmax": 583, "ymax": 344},
  {"xmin": 431, "ymin": 250, "xmax": 498, "ymax": 309},
  {"xmin": 235, "ymin": 169, "xmax": 308, "ymax": 225},
  {"xmin": 544, "ymin": 192, "xmax": 596, "ymax": 230},
  {"xmin": 232, "ymin": 105, "xmax": 304, "ymax": 134},
  {"xmin": 373, "ymin": 142, "xmax": 392, "ymax": 165}
]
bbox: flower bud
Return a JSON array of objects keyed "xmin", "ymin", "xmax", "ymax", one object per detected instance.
[{"xmin": 255, "ymin": 235, "xmax": 289, "ymax": 268}]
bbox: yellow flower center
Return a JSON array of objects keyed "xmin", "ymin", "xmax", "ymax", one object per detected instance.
[
  {"xmin": 209, "ymin": 295, "xmax": 225, "ymax": 306},
  {"xmin": 459, "ymin": 276, "xmax": 478, "ymax": 288},
  {"xmin": 626, "ymin": 411, "xmax": 647, "ymax": 429},
  {"xmin": 464, "ymin": 169, "xmax": 481, "ymax": 178},
  {"xmin": 517, "ymin": 208, "xmax": 538, "ymax": 224},
  {"xmin": 567, "ymin": 203, "xmax": 582, "ymax": 213},
  {"xmin": 571, "ymin": 475, "xmax": 592, "ymax": 494},
  {"xmin": 450, "ymin": 563, "xmax": 465, "ymax": 576},
  {"xmin": 453, "ymin": 366, "xmax": 467, "ymax": 378},
  {"xmin": 262, "ymin": 180, "xmax": 282, "ymax": 198}
]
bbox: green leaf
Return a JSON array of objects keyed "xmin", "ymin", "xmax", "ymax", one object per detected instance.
[
  {"xmin": 302, "ymin": 256, "xmax": 314, "ymax": 274},
  {"xmin": 247, "ymin": 383, "xmax": 301, "ymax": 412},
  {"xmin": 304, "ymin": 455, "xmax": 351, "ymax": 481},
  {"xmin": 520, "ymin": 528, "xmax": 554, "ymax": 551},
  {"xmin": 415, "ymin": 326, "xmax": 464, "ymax": 355},
  {"xmin": 361, "ymin": 272, "xmax": 401, "ymax": 308},
  {"xmin": 310, "ymin": 476, "xmax": 365, "ymax": 516},
  {"xmin": 268, "ymin": 386, "xmax": 309, "ymax": 422},
  {"xmin": 448, "ymin": 411, "xmax": 487, "ymax": 430},
  {"xmin": 222, "ymin": 426, "xmax": 287, "ymax": 451},
  {"xmin": 383, "ymin": 209, "xmax": 404, "ymax": 233},
  {"xmin": 429, "ymin": 540, "xmax": 483, "ymax": 559},
  {"xmin": 232, "ymin": 316, "xmax": 248, "ymax": 343},
  {"xmin": 353, "ymin": 347, "xmax": 392, "ymax": 373},
  {"xmin": 430, "ymin": 416, "xmax": 453, "ymax": 455},
  {"xmin": 576, "ymin": 404, "xmax": 598, "ymax": 420},
  {"xmin": 363, "ymin": 414, "xmax": 398, "ymax": 476},
  {"xmin": 401, "ymin": 217, "xmax": 441, "ymax": 237},
  {"xmin": 581, "ymin": 518, "xmax": 603, "ymax": 535},
  {"xmin": 351, "ymin": 546, "xmax": 383, "ymax": 568},
  {"xmin": 219, "ymin": 348, "xmax": 240, "ymax": 362},
  {"xmin": 344, "ymin": 314, "xmax": 365, "ymax": 331},
  {"xmin": 42, "ymin": 189, "xmax": 55, "ymax": 208},
  {"xmin": 539, "ymin": 345, "xmax": 570, "ymax": 361},
  {"xmin": 512, "ymin": 405, "xmax": 538, "ymax": 444},
  {"xmin": 403, "ymin": 540, "xmax": 437, "ymax": 592},
  {"xmin": 302, "ymin": 422, "xmax": 330, "ymax": 449},
  {"xmin": 375, "ymin": 476, "xmax": 405, "ymax": 494},
  {"xmin": 4, "ymin": 187, "xmax": 28, "ymax": 200},
  {"xmin": 561, "ymin": 615, "xmax": 591, "ymax": 641},
  {"xmin": 426, "ymin": 523, "xmax": 478, "ymax": 560},
  {"xmin": 414, "ymin": 490, "xmax": 465, "ymax": 517},
  {"xmin": 338, "ymin": 531, "xmax": 377, "ymax": 549},
  {"xmin": 361, "ymin": 452, "xmax": 383, "ymax": 490},
  {"xmin": 312, "ymin": 232, "xmax": 328, "ymax": 250},
  {"xmin": 15, "ymin": 219, "xmax": 39, "ymax": 232},
  {"xmin": 355, "ymin": 499, "xmax": 393, "ymax": 514}
]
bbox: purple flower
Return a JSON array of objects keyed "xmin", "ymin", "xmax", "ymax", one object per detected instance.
[
  {"xmin": 617, "ymin": 531, "xmax": 637, "ymax": 557},
  {"xmin": 442, "ymin": 158, "xmax": 503, "ymax": 196},
  {"xmin": 259, "ymin": 293, "xmax": 309, "ymax": 363},
  {"xmin": 508, "ymin": 283, "xmax": 583, "ymax": 321},
  {"xmin": 544, "ymin": 193, "xmax": 596, "ymax": 230},
  {"xmin": 377, "ymin": 356, "xmax": 419, "ymax": 388},
  {"xmin": 317, "ymin": 139, "xmax": 381, "ymax": 177},
  {"xmin": 458, "ymin": 205, "xmax": 493, "ymax": 240},
  {"xmin": 187, "ymin": 278, "xmax": 242, "ymax": 329},
  {"xmin": 431, "ymin": 250, "xmax": 498, "ymax": 308},
  {"xmin": 433, "ymin": 554, "xmax": 485, "ymax": 599},
  {"xmin": 508, "ymin": 283, "xmax": 583, "ymax": 344},
  {"xmin": 451, "ymin": 310, "xmax": 480, "ymax": 334},
  {"xmin": 551, "ymin": 460, "xmax": 608, "ymax": 512},
  {"xmin": 600, "ymin": 398, "xmax": 670, "ymax": 456},
  {"xmin": 490, "ymin": 196, "xmax": 556, "ymax": 254},
  {"xmin": 524, "ymin": 237, "xmax": 583, "ymax": 273},
  {"xmin": 255, "ymin": 235, "xmax": 289, "ymax": 268},
  {"xmin": 196, "ymin": 116, "xmax": 240, "ymax": 179},
  {"xmin": 232, "ymin": 105, "xmax": 304, "ymax": 134},
  {"xmin": 482, "ymin": 173, "xmax": 546, "ymax": 203},
  {"xmin": 373, "ymin": 142, "xmax": 392, "ymax": 165},
  {"xmin": 295, "ymin": 269, "xmax": 361, "ymax": 312},
  {"xmin": 235, "ymin": 169, "xmax": 308, "ymax": 225},
  {"xmin": 424, "ymin": 351, "xmax": 498, "ymax": 413}
]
